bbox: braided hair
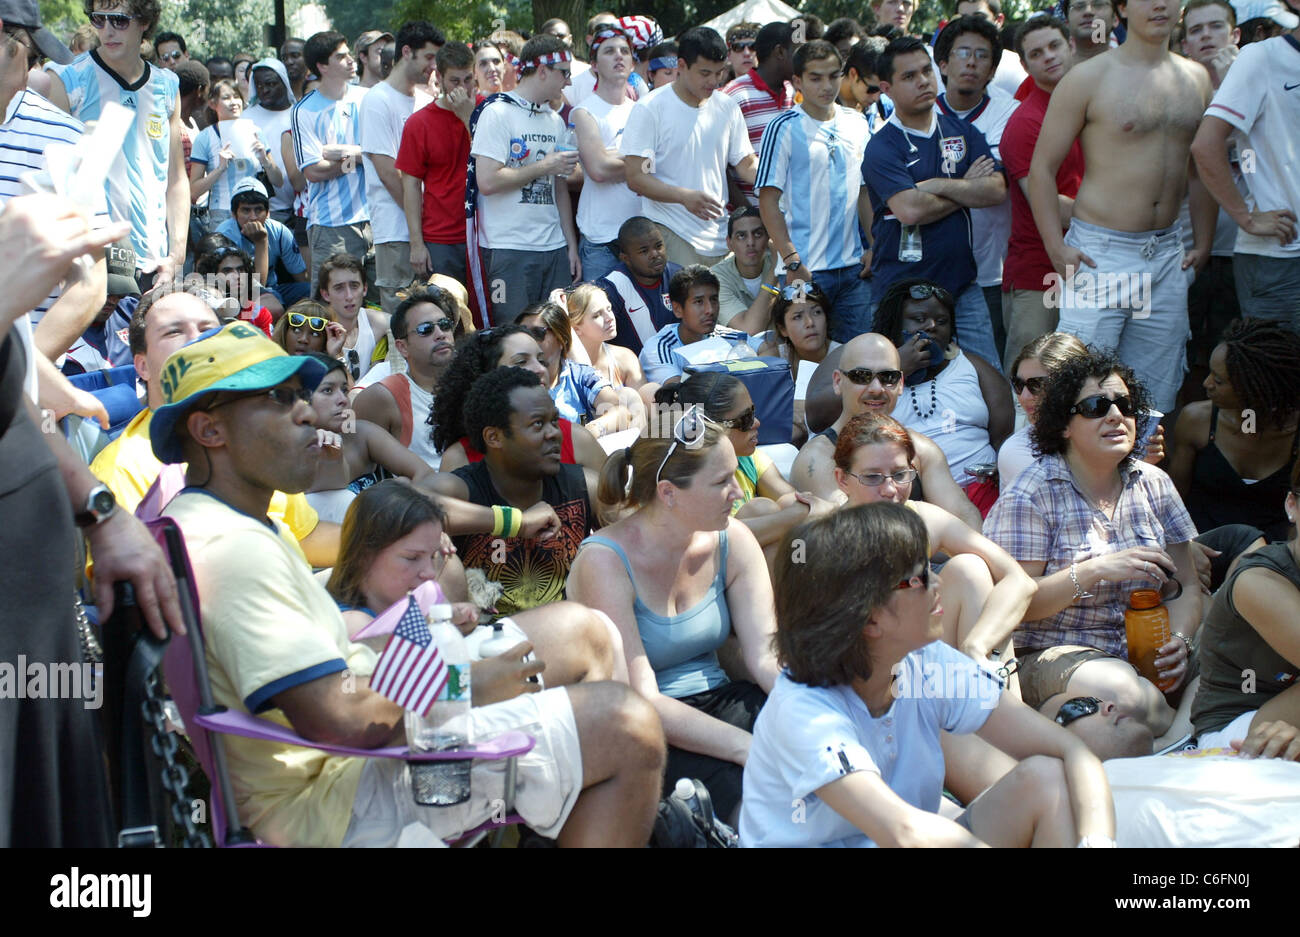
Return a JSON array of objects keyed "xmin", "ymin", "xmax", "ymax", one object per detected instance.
[
  {"xmin": 430, "ymin": 325, "xmax": 545, "ymax": 452},
  {"xmin": 870, "ymin": 277, "xmax": 959, "ymax": 348},
  {"xmin": 1219, "ymin": 318, "xmax": 1300, "ymax": 430}
]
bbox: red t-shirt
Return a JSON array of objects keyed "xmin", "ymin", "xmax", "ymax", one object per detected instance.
[
  {"xmin": 394, "ymin": 101, "xmax": 471, "ymax": 245},
  {"xmin": 999, "ymin": 82, "xmax": 1086, "ymax": 292}
]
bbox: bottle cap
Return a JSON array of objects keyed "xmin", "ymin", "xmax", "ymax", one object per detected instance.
[
  {"xmin": 673, "ymin": 778, "xmax": 695, "ymax": 799},
  {"xmin": 1128, "ymin": 589, "xmax": 1161, "ymax": 610}
]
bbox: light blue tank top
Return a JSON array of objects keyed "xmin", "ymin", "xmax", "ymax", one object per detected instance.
[{"xmin": 581, "ymin": 532, "xmax": 731, "ymax": 698}]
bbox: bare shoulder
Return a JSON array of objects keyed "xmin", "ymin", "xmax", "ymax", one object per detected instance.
[{"xmin": 1173, "ymin": 400, "xmax": 1211, "ymax": 445}]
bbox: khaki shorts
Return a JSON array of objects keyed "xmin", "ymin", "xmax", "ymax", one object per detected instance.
[
  {"xmin": 1017, "ymin": 645, "xmax": 1112, "ymax": 710},
  {"xmin": 659, "ymin": 225, "xmax": 724, "ymax": 269},
  {"xmin": 340, "ymin": 686, "xmax": 582, "ymax": 847}
]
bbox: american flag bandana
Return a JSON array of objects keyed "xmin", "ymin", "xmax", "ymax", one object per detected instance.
[
  {"xmin": 616, "ymin": 15, "xmax": 663, "ymax": 50},
  {"xmin": 515, "ymin": 48, "xmax": 572, "ymax": 79}
]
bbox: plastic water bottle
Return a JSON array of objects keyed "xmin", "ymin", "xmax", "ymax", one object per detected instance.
[
  {"xmin": 899, "ymin": 224, "xmax": 923, "ymax": 262},
  {"xmin": 1124, "ymin": 589, "xmax": 1176, "ymax": 692},
  {"xmin": 555, "ymin": 126, "xmax": 578, "ymax": 178},
  {"xmin": 473, "ymin": 621, "xmax": 541, "ymax": 685},
  {"xmin": 406, "ymin": 604, "xmax": 473, "ymax": 806}
]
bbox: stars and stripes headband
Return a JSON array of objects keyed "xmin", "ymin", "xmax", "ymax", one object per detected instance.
[
  {"xmin": 589, "ymin": 25, "xmax": 631, "ymax": 54},
  {"xmin": 517, "ymin": 48, "xmax": 571, "ymax": 78},
  {"xmin": 616, "ymin": 15, "xmax": 663, "ymax": 50}
]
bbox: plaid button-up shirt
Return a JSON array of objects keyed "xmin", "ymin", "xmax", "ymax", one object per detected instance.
[{"xmin": 983, "ymin": 453, "xmax": 1198, "ymax": 657}]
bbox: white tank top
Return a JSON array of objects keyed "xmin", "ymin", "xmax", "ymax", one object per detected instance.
[
  {"xmin": 347, "ymin": 311, "xmax": 378, "ymax": 380},
  {"xmin": 405, "ymin": 374, "xmax": 442, "ymax": 469},
  {"xmin": 895, "ymin": 350, "xmax": 997, "ymax": 484}
]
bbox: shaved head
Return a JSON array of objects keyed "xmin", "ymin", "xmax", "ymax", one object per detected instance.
[
  {"xmin": 834, "ymin": 332, "xmax": 903, "ymax": 419},
  {"xmin": 1040, "ymin": 693, "xmax": 1155, "ymax": 760},
  {"xmin": 839, "ymin": 332, "xmax": 901, "ymax": 371}
]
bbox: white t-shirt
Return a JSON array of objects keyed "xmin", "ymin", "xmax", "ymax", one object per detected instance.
[
  {"xmin": 573, "ymin": 95, "xmax": 641, "ymax": 244},
  {"xmin": 1204, "ymin": 35, "xmax": 1300, "ymax": 259},
  {"xmin": 740, "ymin": 641, "xmax": 999, "ymax": 847},
  {"xmin": 564, "ymin": 64, "xmax": 597, "ymax": 107},
  {"xmin": 360, "ymin": 81, "xmax": 416, "ymax": 244},
  {"xmin": 621, "ymin": 84, "xmax": 754, "ymax": 256},
  {"xmin": 996, "ymin": 423, "xmax": 1034, "ymax": 489},
  {"xmin": 470, "ymin": 92, "xmax": 567, "ymax": 252},
  {"xmin": 244, "ymin": 104, "xmax": 295, "ymax": 212},
  {"xmin": 988, "ymin": 51, "xmax": 1029, "ymax": 100}
]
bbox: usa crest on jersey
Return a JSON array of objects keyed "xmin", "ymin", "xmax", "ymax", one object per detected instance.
[{"xmin": 940, "ymin": 135, "xmax": 966, "ymax": 165}]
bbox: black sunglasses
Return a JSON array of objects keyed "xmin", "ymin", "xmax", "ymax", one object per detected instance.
[
  {"xmin": 89, "ymin": 11, "xmax": 136, "ymax": 29},
  {"xmin": 715, "ymin": 405, "xmax": 756, "ymax": 432},
  {"xmin": 907, "ymin": 283, "xmax": 954, "ymax": 304},
  {"xmin": 1011, "ymin": 375, "xmax": 1048, "ymax": 396},
  {"xmin": 409, "ymin": 317, "xmax": 455, "ymax": 337},
  {"xmin": 1054, "ymin": 696, "xmax": 1103, "ymax": 727},
  {"xmin": 345, "ymin": 348, "xmax": 361, "ymax": 381},
  {"xmin": 1070, "ymin": 394, "xmax": 1137, "ymax": 419},
  {"xmin": 206, "ymin": 384, "xmax": 312, "ymax": 411},
  {"xmin": 730, "ymin": 40, "xmax": 756, "ymax": 51},
  {"xmin": 895, "ymin": 563, "xmax": 932, "ymax": 591},
  {"xmin": 841, "ymin": 367, "xmax": 903, "ymax": 388}
]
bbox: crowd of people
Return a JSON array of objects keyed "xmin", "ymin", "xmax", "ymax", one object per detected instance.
[{"xmin": 1, "ymin": 0, "xmax": 1298, "ymax": 848}]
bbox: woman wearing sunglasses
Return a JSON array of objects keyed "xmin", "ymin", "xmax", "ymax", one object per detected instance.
[
  {"xmin": 740, "ymin": 504, "xmax": 1115, "ymax": 847},
  {"xmin": 984, "ymin": 350, "xmax": 1202, "ymax": 739},
  {"xmin": 833, "ymin": 412, "xmax": 1034, "ymax": 679},
  {"xmin": 431, "ymin": 325, "xmax": 608, "ymax": 475},
  {"xmin": 568, "ymin": 409, "xmax": 779, "ymax": 826},
  {"xmin": 272, "ymin": 300, "xmax": 346, "ymax": 357},
  {"xmin": 873, "ymin": 278, "xmax": 1014, "ymax": 517},
  {"xmin": 757, "ymin": 282, "xmax": 840, "ymax": 440},
  {"xmin": 998, "ymin": 332, "xmax": 1089, "ymax": 488}
]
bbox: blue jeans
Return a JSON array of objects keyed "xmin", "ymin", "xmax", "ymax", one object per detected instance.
[
  {"xmin": 780, "ymin": 265, "xmax": 873, "ymax": 343},
  {"xmin": 579, "ymin": 235, "xmax": 620, "ymax": 285},
  {"xmin": 865, "ymin": 281, "xmax": 1003, "ymax": 373}
]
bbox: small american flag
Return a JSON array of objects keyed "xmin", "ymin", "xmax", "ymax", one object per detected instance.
[{"xmin": 369, "ymin": 596, "xmax": 448, "ymax": 716}]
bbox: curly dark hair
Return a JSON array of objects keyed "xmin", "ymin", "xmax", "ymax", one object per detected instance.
[
  {"xmin": 464, "ymin": 367, "xmax": 545, "ymax": 456},
  {"xmin": 1218, "ymin": 318, "xmax": 1300, "ymax": 430},
  {"xmin": 430, "ymin": 325, "xmax": 546, "ymax": 453},
  {"xmin": 1030, "ymin": 347, "xmax": 1153, "ymax": 466},
  {"xmin": 774, "ymin": 503, "xmax": 929, "ymax": 687},
  {"xmin": 84, "ymin": 0, "xmax": 161, "ymax": 38},
  {"xmin": 871, "ymin": 277, "xmax": 958, "ymax": 348}
]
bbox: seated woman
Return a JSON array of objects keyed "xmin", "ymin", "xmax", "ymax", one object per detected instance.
[
  {"xmin": 984, "ymin": 349, "xmax": 1202, "ymax": 737},
  {"xmin": 567, "ymin": 409, "xmax": 779, "ymax": 825},
  {"xmin": 656, "ymin": 374, "xmax": 834, "ymax": 561},
  {"xmin": 756, "ymin": 282, "xmax": 841, "ymax": 444},
  {"xmin": 999, "ymin": 333, "xmax": 1089, "ymax": 488},
  {"xmin": 326, "ymin": 479, "xmax": 625, "ymax": 702},
  {"xmin": 431, "ymin": 325, "xmax": 608, "ymax": 475},
  {"xmin": 873, "ymin": 279, "xmax": 1013, "ymax": 516},
  {"xmin": 833, "ymin": 412, "xmax": 1035, "ymax": 680},
  {"xmin": 194, "ymin": 245, "xmax": 278, "ymax": 330},
  {"xmin": 1168, "ymin": 318, "xmax": 1300, "ymax": 543},
  {"xmin": 564, "ymin": 283, "xmax": 658, "ymax": 413},
  {"xmin": 739, "ymin": 503, "xmax": 1115, "ymax": 847},
  {"xmin": 517, "ymin": 301, "xmax": 640, "ymax": 439},
  {"xmin": 271, "ymin": 299, "xmax": 346, "ymax": 358},
  {"xmin": 1191, "ymin": 460, "xmax": 1300, "ymax": 756}
]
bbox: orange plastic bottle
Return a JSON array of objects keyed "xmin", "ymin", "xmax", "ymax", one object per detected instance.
[{"xmin": 1124, "ymin": 589, "xmax": 1176, "ymax": 692}]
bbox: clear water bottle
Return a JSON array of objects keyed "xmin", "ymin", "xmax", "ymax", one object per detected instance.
[
  {"xmin": 406, "ymin": 604, "xmax": 473, "ymax": 806},
  {"xmin": 555, "ymin": 126, "xmax": 578, "ymax": 178},
  {"xmin": 899, "ymin": 224, "xmax": 923, "ymax": 262}
]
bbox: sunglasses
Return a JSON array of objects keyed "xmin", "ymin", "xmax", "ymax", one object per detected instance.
[
  {"xmin": 730, "ymin": 40, "xmax": 756, "ymax": 51},
  {"xmin": 840, "ymin": 367, "xmax": 903, "ymax": 388},
  {"xmin": 1011, "ymin": 375, "xmax": 1048, "ymax": 396},
  {"xmin": 846, "ymin": 467, "xmax": 917, "ymax": 488},
  {"xmin": 346, "ymin": 348, "xmax": 361, "ymax": 381},
  {"xmin": 88, "ymin": 11, "xmax": 136, "ymax": 29},
  {"xmin": 1070, "ymin": 394, "xmax": 1137, "ymax": 419},
  {"xmin": 655, "ymin": 405, "xmax": 710, "ymax": 484},
  {"xmin": 287, "ymin": 312, "xmax": 327, "ymax": 332},
  {"xmin": 160, "ymin": 50, "xmax": 184, "ymax": 62},
  {"xmin": 895, "ymin": 563, "xmax": 932, "ymax": 591},
  {"xmin": 907, "ymin": 283, "xmax": 954, "ymax": 304},
  {"xmin": 715, "ymin": 406, "xmax": 756, "ymax": 433},
  {"xmin": 410, "ymin": 318, "xmax": 455, "ymax": 337},
  {"xmin": 206, "ymin": 384, "xmax": 312, "ymax": 411},
  {"xmin": 1054, "ymin": 696, "xmax": 1103, "ymax": 727},
  {"xmin": 863, "ymin": 83, "xmax": 881, "ymax": 93}
]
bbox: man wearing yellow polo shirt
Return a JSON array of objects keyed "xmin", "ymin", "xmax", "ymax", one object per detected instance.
[{"xmin": 91, "ymin": 287, "xmax": 340, "ymax": 564}]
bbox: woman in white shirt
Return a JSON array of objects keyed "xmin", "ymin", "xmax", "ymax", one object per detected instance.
[{"xmin": 757, "ymin": 281, "xmax": 840, "ymax": 440}]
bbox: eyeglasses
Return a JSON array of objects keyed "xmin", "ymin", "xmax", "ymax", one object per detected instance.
[
  {"xmin": 863, "ymin": 83, "xmax": 881, "ymax": 94},
  {"xmin": 1069, "ymin": 394, "xmax": 1136, "ymax": 419},
  {"xmin": 951, "ymin": 47, "xmax": 992, "ymax": 60},
  {"xmin": 730, "ymin": 41, "xmax": 756, "ymax": 51},
  {"xmin": 1054, "ymin": 696, "xmax": 1102, "ymax": 727},
  {"xmin": 895, "ymin": 563, "xmax": 932, "ymax": 591},
  {"xmin": 160, "ymin": 50, "xmax": 185, "ymax": 62},
  {"xmin": 846, "ymin": 467, "xmax": 918, "ymax": 488},
  {"xmin": 655, "ymin": 405, "xmax": 710, "ymax": 485},
  {"xmin": 287, "ymin": 312, "xmax": 328, "ymax": 332},
  {"xmin": 907, "ymin": 283, "xmax": 954, "ymax": 304},
  {"xmin": 840, "ymin": 367, "xmax": 903, "ymax": 388},
  {"xmin": 206, "ymin": 384, "xmax": 313, "ymax": 411},
  {"xmin": 1011, "ymin": 375, "xmax": 1048, "ymax": 396},
  {"xmin": 715, "ymin": 406, "xmax": 756, "ymax": 432},
  {"xmin": 346, "ymin": 348, "xmax": 361, "ymax": 381},
  {"xmin": 88, "ymin": 11, "xmax": 136, "ymax": 30},
  {"xmin": 410, "ymin": 318, "xmax": 455, "ymax": 337}
]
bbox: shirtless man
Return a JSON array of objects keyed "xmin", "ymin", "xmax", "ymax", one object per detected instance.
[
  {"xmin": 1027, "ymin": 0, "xmax": 1215, "ymax": 413},
  {"xmin": 788, "ymin": 333, "xmax": 982, "ymax": 529}
]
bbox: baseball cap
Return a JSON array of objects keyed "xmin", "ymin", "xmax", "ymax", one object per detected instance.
[
  {"xmin": 105, "ymin": 239, "xmax": 140, "ymax": 298},
  {"xmin": 150, "ymin": 321, "xmax": 327, "ymax": 463},
  {"xmin": 0, "ymin": 0, "xmax": 73, "ymax": 64},
  {"xmin": 1230, "ymin": 0, "xmax": 1300, "ymax": 26},
  {"xmin": 229, "ymin": 176, "xmax": 269, "ymax": 209},
  {"xmin": 356, "ymin": 29, "xmax": 394, "ymax": 53}
]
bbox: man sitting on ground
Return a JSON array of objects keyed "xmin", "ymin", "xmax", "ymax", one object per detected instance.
[
  {"xmin": 639, "ymin": 265, "xmax": 749, "ymax": 385},
  {"xmin": 215, "ymin": 179, "xmax": 310, "ymax": 309},
  {"xmin": 594, "ymin": 216, "xmax": 682, "ymax": 355}
]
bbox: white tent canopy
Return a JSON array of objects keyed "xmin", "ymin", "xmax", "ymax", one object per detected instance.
[{"xmin": 701, "ymin": 0, "xmax": 803, "ymax": 34}]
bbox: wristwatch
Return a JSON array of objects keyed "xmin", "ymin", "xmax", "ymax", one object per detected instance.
[{"xmin": 74, "ymin": 484, "xmax": 117, "ymax": 529}]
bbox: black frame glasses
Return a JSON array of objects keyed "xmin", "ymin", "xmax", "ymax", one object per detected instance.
[
  {"xmin": 840, "ymin": 367, "xmax": 903, "ymax": 388},
  {"xmin": 1054, "ymin": 696, "xmax": 1102, "ymax": 727},
  {"xmin": 1070, "ymin": 394, "xmax": 1136, "ymax": 419},
  {"xmin": 895, "ymin": 563, "xmax": 932, "ymax": 591},
  {"xmin": 206, "ymin": 385, "xmax": 312, "ymax": 412},
  {"xmin": 846, "ymin": 467, "xmax": 917, "ymax": 488},
  {"xmin": 345, "ymin": 349, "xmax": 361, "ymax": 381},
  {"xmin": 715, "ymin": 406, "xmax": 756, "ymax": 433},
  {"xmin": 286, "ymin": 313, "xmax": 327, "ymax": 332},
  {"xmin": 409, "ymin": 318, "xmax": 455, "ymax": 337},
  {"xmin": 729, "ymin": 40, "xmax": 756, "ymax": 51},
  {"xmin": 1011, "ymin": 375, "xmax": 1048, "ymax": 396}
]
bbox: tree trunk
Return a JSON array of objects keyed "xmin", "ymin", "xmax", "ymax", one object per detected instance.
[{"xmin": 531, "ymin": 0, "xmax": 589, "ymax": 41}]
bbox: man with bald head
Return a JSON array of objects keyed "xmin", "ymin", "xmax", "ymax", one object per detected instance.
[{"xmin": 788, "ymin": 332, "xmax": 982, "ymax": 528}]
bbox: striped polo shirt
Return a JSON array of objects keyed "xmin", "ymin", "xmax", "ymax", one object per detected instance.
[
  {"xmin": 722, "ymin": 68, "xmax": 794, "ymax": 204},
  {"xmin": 291, "ymin": 86, "xmax": 369, "ymax": 229}
]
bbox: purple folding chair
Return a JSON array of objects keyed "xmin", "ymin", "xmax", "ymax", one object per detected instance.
[{"xmin": 150, "ymin": 517, "xmax": 535, "ymax": 847}]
